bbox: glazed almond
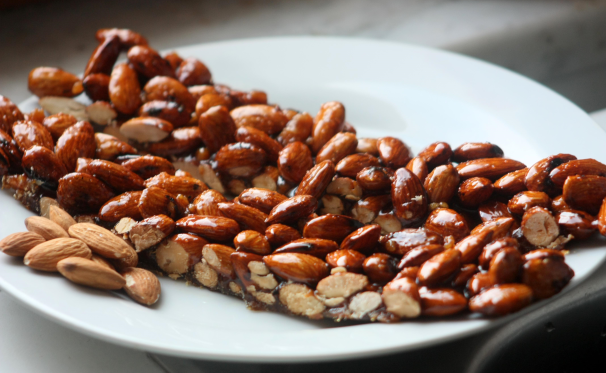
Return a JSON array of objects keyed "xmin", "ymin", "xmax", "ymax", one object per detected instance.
[
  {"xmin": 356, "ymin": 166, "xmax": 393, "ymax": 194},
  {"xmin": 197, "ymin": 105, "xmax": 237, "ymax": 153},
  {"xmin": 238, "ymin": 188, "xmax": 287, "ymax": 214},
  {"xmin": 406, "ymin": 156, "xmax": 429, "ymax": 184},
  {"xmin": 235, "ymin": 125, "xmax": 283, "ymax": 163},
  {"xmin": 470, "ymin": 217, "xmax": 515, "ymax": 240},
  {"xmin": 315, "ymin": 132, "xmax": 357, "ymax": 164},
  {"xmin": 493, "ymin": 167, "xmax": 529, "ymax": 195},
  {"xmin": 457, "ymin": 158, "xmax": 526, "ymax": 181},
  {"xmin": 21, "ymin": 146, "xmax": 67, "ymax": 188},
  {"xmin": 295, "ymin": 160, "xmax": 335, "ymax": 199},
  {"xmin": 311, "ymin": 101, "xmax": 345, "ymax": 153},
  {"xmin": 417, "ymin": 141, "xmax": 452, "ymax": 169},
  {"xmin": 215, "ymin": 142, "xmax": 267, "ymax": 178},
  {"xmin": 417, "ymin": 249, "xmax": 461, "ymax": 286},
  {"xmin": 507, "ymin": 191, "xmax": 550, "ymax": 216},
  {"xmin": 424, "ymin": 208, "xmax": 469, "ymax": 242},
  {"xmin": 391, "ymin": 167, "xmax": 428, "ymax": 226},
  {"xmin": 277, "ymin": 112, "xmax": 313, "ymax": 145},
  {"xmin": 109, "ymin": 63, "xmax": 142, "ymax": 115},
  {"xmin": 145, "ymin": 172, "xmax": 207, "ymax": 200},
  {"xmin": 277, "ymin": 141, "xmax": 313, "ymax": 184},
  {"xmin": 549, "ymin": 158, "xmax": 606, "ymax": 187},
  {"xmin": 120, "ymin": 155, "xmax": 175, "ymax": 179},
  {"xmin": 469, "ymin": 284, "xmax": 533, "ymax": 316},
  {"xmin": 424, "ymin": 164, "xmax": 460, "ymax": 203},
  {"xmin": 263, "ymin": 252, "xmax": 329, "ymax": 286},
  {"xmin": 95, "ymin": 133, "xmax": 137, "ymax": 160},
  {"xmin": 12, "ymin": 120, "xmax": 54, "ymax": 152},
  {"xmin": 143, "ymin": 76, "xmax": 196, "ymax": 113},
  {"xmin": 84, "ymin": 35, "xmax": 121, "ymax": 76},
  {"xmin": 193, "ymin": 189, "xmax": 227, "ymax": 216},
  {"xmin": 363, "ymin": 253, "xmax": 399, "ymax": 283},
  {"xmin": 457, "ymin": 177, "xmax": 493, "ymax": 208},
  {"xmin": 266, "ymin": 195, "xmax": 318, "ymax": 225},
  {"xmin": 233, "ymin": 230, "xmax": 271, "ymax": 256},
  {"xmin": 522, "ymin": 258, "xmax": 574, "ymax": 299},
  {"xmin": 28, "ymin": 67, "xmax": 83, "ymax": 98},
  {"xmin": 302, "ymin": 214, "xmax": 361, "ymax": 243},
  {"xmin": 419, "ymin": 287, "xmax": 467, "ymax": 317},
  {"xmin": 380, "ymin": 228, "xmax": 443, "ymax": 256},
  {"xmin": 56, "ymin": 172, "xmax": 115, "ymax": 214},
  {"xmin": 377, "ymin": 136, "xmax": 411, "ymax": 168},
  {"xmin": 129, "ymin": 214, "xmax": 175, "ymax": 252},
  {"xmin": 340, "ymin": 224, "xmax": 381, "ymax": 253},
  {"xmin": 478, "ymin": 200, "xmax": 512, "ymax": 222},
  {"xmin": 42, "ymin": 113, "xmax": 77, "ymax": 140},
  {"xmin": 525, "ymin": 154, "xmax": 576, "ymax": 195},
  {"xmin": 274, "ymin": 238, "xmax": 339, "ymax": 258},
  {"xmin": 55, "ymin": 121, "xmax": 97, "ymax": 172},
  {"xmin": 80, "ymin": 159, "xmax": 145, "ymax": 192},
  {"xmin": 138, "ymin": 186, "xmax": 184, "ymax": 219},
  {"xmin": 218, "ymin": 202, "xmax": 268, "ymax": 233},
  {"xmin": 128, "ymin": 45, "xmax": 174, "ymax": 78},
  {"xmin": 0, "ymin": 95, "xmax": 24, "ymax": 133},
  {"xmin": 454, "ymin": 230, "xmax": 494, "ymax": 264},
  {"xmin": 562, "ymin": 175, "xmax": 606, "ymax": 215},
  {"xmin": 176, "ymin": 215, "xmax": 240, "ymax": 242},
  {"xmin": 96, "ymin": 28, "xmax": 148, "ymax": 49},
  {"xmin": 326, "ymin": 249, "xmax": 366, "ymax": 272},
  {"xmin": 139, "ymin": 100, "xmax": 191, "ymax": 128},
  {"xmin": 489, "ymin": 247, "xmax": 523, "ymax": 284},
  {"xmin": 265, "ymin": 224, "xmax": 301, "ymax": 248},
  {"xmin": 83, "ymin": 73, "xmax": 110, "ymax": 102},
  {"xmin": 381, "ymin": 277, "xmax": 421, "ymax": 318},
  {"xmin": 399, "ymin": 244, "xmax": 444, "ymax": 268},
  {"xmin": 452, "ymin": 142, "xmax": 503, "ymax": 162},
  {"xmin": 147, "ymin": 127, "xmax": 202, "ymax": 157},
  {"xmin": 176, "ymin": 57, "xmax": 212, "ymax": 86},
  {"xmin": 99, "ymin": 191, "xmax": 143, "ymax": 222},
  {"xmin": 231, "ymin": 104, "xmax": 288, "ymax": 136},
  {"xmin": 356, "ymin": 137, "xmax": 379, "ymax": 156}
]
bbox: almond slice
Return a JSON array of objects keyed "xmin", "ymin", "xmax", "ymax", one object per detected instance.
[{"xmin": 38, "ymin": 96, "xmax": 89, "ymax": 121}]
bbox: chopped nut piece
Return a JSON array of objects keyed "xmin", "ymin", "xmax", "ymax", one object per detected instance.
[
  {"xmin": 279, "ymin": 283, "xmax": 325, "ymax": 318},
  {"xmin": 349, "ymin": 291, "xmax": 382, "ymax": 319}
]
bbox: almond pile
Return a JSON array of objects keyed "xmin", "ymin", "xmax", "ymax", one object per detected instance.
[{"xmin": 0, "ymin": 28, "xmax": 603, "ymax": 322}]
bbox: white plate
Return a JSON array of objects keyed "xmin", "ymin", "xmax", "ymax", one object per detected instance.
[{"xmin": 1, "ymin": 37, "xmax": 606, "ymax": 362}]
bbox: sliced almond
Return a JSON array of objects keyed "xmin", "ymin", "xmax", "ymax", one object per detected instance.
[
  {"xmin": 0, "ymin": 231, "xmax": 46, "ymax": 257},
  {"xmin": 24, "ymin": 238, "xmax": 92, "ymax": 271},
  {"xmin": 49, "ymin": 205, "xmax": 77, "ymax": 231},
  {"xmin": 68, "ymin": 223, "xmax": 136, "ymax": 259},
  {"xmin": 25, "ymin": 216, "xmax": 69, "ymax": 240},
  {"xmin": 86, "ymin": 101, "xmax": 117, "ymax": 125},
  {"xmin": 119, "ymin": 117, "xmax": 173, "ymax": 143},
  {"xmin": 57, "ymin": 257, "xmax": 125, "ymax": 289},
  {"xmin": 121, "ymin": 267, "xmax": 161, "ymax": 306},
  {"xmin": 38, "ymin": 96, "xmax": 88, "ymax": 121}
]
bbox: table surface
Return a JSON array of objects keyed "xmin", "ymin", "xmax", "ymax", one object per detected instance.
[{"xmin": 1, "ymin": 1, "xmax": 606, "ymax": 372}]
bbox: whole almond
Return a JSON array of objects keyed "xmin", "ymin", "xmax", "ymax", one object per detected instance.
[
  {"xmin": 28, "ymin": 67, "xmax": 83, "ymax": 98},
  {"xmin": 406, "ymin": 157, "xmax": 429, "ymax": 184},
  {"xmin": 176, "ymin": 215, "xmax": 240, "ymax": 242},
  {"xmin": 96, "ymin": 28, "xmax": 148, "ymax": 49},
  {"xmin": 493, "ymin": 168, "xmax": 529, "ymax": 195},
  {"xmin": 198, "ymin": 106, "xmax": 237, "ymax": 153},
  {"xmin": 266, "ymin": 195, "xmax": 318, "ymax": 225},
  {"xmin": 83, "ymin": 73, "xmax": 110, "ymax": 102},
  {"xmin": 549, "ymin": 158, "xmax": 606, "ymax": 187},
  {"xmin": 356, "ymin": 137, "xmax": 379, "ymax": 156},
  {"xmin": 525, "ymin": 154, "xmax": 576, "ymax": 195},
  {"xmin": 274, "ymin": 238, "xmax": 339, "ymax": 258},
  {"xmin": 377, "ymin": 136, "xmax": 411, "ymax": 168},
  {"xmin": 145, "ymin": 172, "xmax": 207, "ymax": 201},
  {"xmin": 57, "ymin": 172, "xmax": 115, "ymax": 214},
  {"xmin": 25, "ymin": 216, "xmax": 69, "ymax": 240},
  {"xmin": 21, "ymin": 145, "xmax": 68, "ymax": 188},
  {"xmin": 12, "ymin": 120, "xmax": 54, "ymax": 152},
  {"xmin": 231, "ymin": 104, "xmax": 289, "ymax": 136},
  {"xmin": 238, "ymin": 188, "xmax": 287, "ymax": 214},
  {"xmin": 507, "ymin": 191, "xmax": 551, "ymax": 216},
  {"xmin": 80, "ymin": 159, "xmax": 145, "ymax": 192},
  {"xmin": 265, "ymin": 224, "xmax": 302, "ymax": 248},
  {"xmin": 193, "ymin": 189, "xmax": 227, "ymax": 216},
  {"xmin": 140, "ymin": 100, "xmax": 191, "ymax": 128},
  {"xmin": 42, "ymin": 113, "xmax": 78, "ymax": 140},
  {"xmin": 147, "ymin": 127, "xmax": 202, "ymax": 157},
  {"xmin": 143, "ymin": 76, "xmax": 195, "ymax": 113},
  {"xmin": 128, "ymin": 45, "xmax": 174, "ymax": 78},
  {"xmin": 120, "ymin": 155, "xmax": 175, "ymax": 179},
  {"xmin": 55, "ymin": 121, "xmax": 97, "ymax": 172},
  {"xmin": 68, "ymin": 223, "xmax": 136, "ymax": 259},
  {"xmin": 311, "ymin": 101, "xmax": 345, "ymax": 153},
  {"xmin": 356, "ymin": 166, "xmax": 393, "ymax": 194},
  {"xmin": 562, "ymin": 175, "xmax": 606, "ymax": 215},
  {"xmin": 315, "ymin": 132, "xmax": 358, "ymax": 165},
  {"xmin": 457, "ymin": 158, "xmax": 526, "ymax": 181},
  {"xmin": 452, "ymin": 142, "xmax": 503, "ymax": 162},
  {"xmin": 99, "ymin": 191, "xmax": 143, "ymax": 222},
  {"xmin": 121, "ymin": 267, "xmax": 161, "ymax": 306},
  {"xmin": 57, "ymin": 257, "xmax": 125, "ymax": 290},
  {"xmin": 215, "ymin": 142, "xmax": 267, "ymax": 178},
  {"xmin": 302, "ymin": 214, "xmax": 361, "ymax": 243},
  {"xmin": 295, "ymin": 160, "xmax": 336, "ymax": 199},
  {"xmin": 417, "ymin": 142, "xmax": 453, "ymax": 169},
  {"xmin": 277, "ymin": 112, "xmax": 313, "ymax": 145},
  {"xmin": 109, "ymin": 63, "xmax": 141, "ymax": 115},
  {"xmin": 84, "ymin": 35, "xmax": 121, "ymax": 76},
  {"xmin": 263, "ymin": 252, "xmax": 329, "ymax": 286},
  {"xmin": 424, "ymin": 164, "xmax": 460, "ymax": 203},
  {"xmin": 392, "ymin": 167, "xmax": 428, "ymax": 226},
  {"xmin": 95, "ymin": 133, "xmax": 137, "ymax": 160},
  {"xmin": 235, "ymin": 126, "xmax": 283, "ymax": 163},
  {"xmin": 177, "ymin": 57, "xmax": 212, "ymax": 86},
  {"xmin": 0, "ymin": 95, "xmax": 24, "ymax": 133},
  {"xmin": 278, "ymin": 141, "xmax": 313, "ymax": 184},
  {"xmin": 120, "ymin": 117, "xmax": 173, "ymax": 143},
  {"xmin": 49, "ymin": 205, "xmax": 77, "ymax": 231},
  {"xmin": 457, "ymin": 177, "xmax": 493, "ymax": 208},
  {"xmin": 24, "ymin": 238, "xmax": 92, "ymax": 271},
  {"xmin": 424, "ymin": 208, "xmax": 469, "ymax": 242},
  {"xmin": 218, "ymin": 202, "xmax": 268, "ymax": 233},
  {"xmin": 0, "ymin": 231, "xmax": 46, "ymax": 257}
]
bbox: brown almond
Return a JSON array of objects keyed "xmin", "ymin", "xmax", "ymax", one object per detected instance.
[
  {"xmin": 96, "ymin": 28, "xmax": 148, "ymax": 49},
  {"xmin": 121, "ymin": 267, "xmax": 162, "ymax": 306},
  {"xmin": 452, "ymin": 263, "xmax": 479, "ymax": 288},
  {"xmin": 24, "ymin": 238, "xmax": 92, "ymax": 271},
  {"xmin": 326, "ymin": 177, "xmax": 363, "ymax": 201},
  {"xmin": 176, "ymin": 215, "xmax": 240, "ymax": 242},
  {"xmin": 340, "ymin": 224, "xmax": 381, "ymax": 254},
  {"xmin": 399, "ymin": 244, "xmax": 444, "ymax": 268},
  {"xmin": 457, "ymin": 177, "xmax": 493, "ymax": 208},
  {"xmin": 478, "ymin": 200, "xmax": 512, "ymax": 222},
  {"xmin": 0, "ymin": 129, "xmax": 22, "ymax": 174},
  {"xmin": 315, "ymin": 132, "xmax": 358, "ymax": 164},
  {"xmin": 493, "ymin": 168, "xmax": 529, "ymax": 195},
  {"xmin": 508, "ymin": 191, "xmax": 551, "ymax": 216},
  {"xmin": 469, "ymin": 284, "xmax": 533, "ymax": 316},
  {"xmin": 55, "ymin": 121, "xmax": 97, "ymax": 172},
  {"xmin": 417, "ymin": 249, "xmax": 461, "ymax": 286},
  {"xmin": 549, "ymin": 158, "xmax": 606, "ymax": 187},
  {"xmin": 263, "ymin": 252, "xmax": 329, "ymax": 286},
  {"xmin": 28, "ymin": 67, "xmax": 83, "ymax": 98},
  {"xmin": 233, "ymin": 230, "xmax": 271, "ymax": 256},
  {"xmin": 176, "ymin": 57, "xmax": 211, "ymax": 86},
  {"xmin": 380, "ymin": 228, "xmax": 443, "ymax": 256},
  {"xmin": 470, "ymin": 217, "xmax": 516, "ymax": 240},
  {"xmin": 68, "ymin": 223, "xmax": 136, "ymax": 259},
  {"xmin": 138, "ymin": 186, "xmax": 184, "ymax": 220},
  {"xmin": 336, "ymin": 153, "xmax": 381, "ymax": 178},
  {"xmin": 231, "ymin": 104, "xmax": 288, "ymax": 136},
  {"xmin": 523, "ymin": 249, "xmax": 565, "ymax": 262},
  {"xmin": 145, "ymin": 172, "xmax": 207, "ymax": 200},
  {"xmin": 56, "ymin": 172, "xmax": 115, "ymax": 214},
  {"xmin": 81, "ymin": 159, "xmax": 145, "ymax": 192},
  {"xmin": 195, "ymin": 91, "xmax": 231, "ymax": 119},
  {"xmin": 42, "ymin": 113, "xmax": 78, "ymax": 140},
  {"xmin": 356, "ymin": 137, "xmax": 379, "ymax": 156},
  {"xmin": 274, "ymin": 238, "xmax": 339, "ymax": 258},
  {"xmin": 277, "ymin": 112, "xmax": 313, "ymax": 145},
  {"xmin": 197, "ymin": 105, "xmax": 237, "ymax": 153},
  {"xmin": 57, "ymin": 257, "xmax": 125, "ymax": 290},
  {"xmin": 0, "ymin": 95, "xmax": 24, "ymax": 133},
  {"xmin": 129, "ymin": 214, "xmax": 175, "ymax": 252},
  {"xmin": 215, "ymin": 142, "xmax": 267, "ymax": 178},
  {"xmin": 457, "ymin": 158, "xmax": 526, "ymax": 181},
  {"xmin": 424, "ymin": 208, "xmax": 469, "ymax": 242},
  {"xmin": 21, "ymin": 145, "xmax": 67, "ymax": 188},
  {"xmin": 525, "ymin": 154, "xmax": 577, "ymax": 196},
  {"xmin": 377, "ymin": 137, "xmax": 411, "ymax": 168},
  {"xmin": 479, "ymin": 237, "xmax": 520, "ymax": 270},
  {"xmin": 417, "ymin": 142, "xmax": 453, "ymax": 169},
  {"xmin": 155, "ymin": 233, "xmax": 207, "ymax": 275},
  {"xmin": 419, "ymin": 287, "xmax": 467, "ymax": 317},
  {"xmin": 235, "ymin": 126, "xmax": 283, "ymax": 163},
  {"xmin": 109, "ymin": 63, "xmax": 142, "ymax": 115},
  {"xmin": 202, "ymin": 244, "xmax": 236, "ymax": 278},
  {"xmin": 356, "ymin": 166, "xmax": 393, "ymax": 194},
  {"xmin": 147, "ymin": 126, "xmax": 202, "ymax": 157},
  {"xmin": 363, "ymin": 253, "xmax": 399, "ymax": 283},
  {"xmin": 143, "ymin": 76, "xmax": 195, "ymax": 113},
  {"xmin": 424, "ymin": 164, "xmax": 460, "ymax": 203},
  {"xmin": 266, "ymin": 195, "xmax": 318, "ymax": 225},
  {"xmin": 599, "ymin": 197, "xmax": 606, "ymax": 236},
  {"xmin": 83, "ymin": 73, "xmax": 110, "ymax": 102},
  {"xmin": 452, "ymin": 142, "xmax": 503, "ymax": 162},
  {"xmin": 238, "ymin": 188, "xmax": 287, "ymax": 214},
  {"xmin": 311, "ymin": 101, "xmax": 345, "ymax": 153},
  {"xmin": 406, "ymin": 156, "xmax": 429, "ymax": 184},
  {"xmin": 556, "ymin": 209, "xmax": 596, "ymax": 240},
  {"xmin": 25, "ymin": 216, "xmax": 69, "ymax": 240},
  {"xmin": 295, "ymin": 160, "xmax": 336, "ymax": 199},
  {"xmin": 139, "ymin": 100, "xmax": 191, "ymax": 128},
  {"xmin": 277, "ymin": 141, "xmax": 313, "ymax": 184},
  {"xmin": 302, "ymin": 214, "xmax": 361, "ymax": 243},
  {"xmin": 91, "ymin": 254, "xmax": 116, "ymax": 271},
  {"xmin": 489, "ymin": 247, "xmax": 523, "ymax": 284},
  {"xmin": 12, "ymin": 120, "xmax": 54, "ymax": 152},
  {"xmin": 0, "ymin": 231, "xmax": 46, "ymax": 257},
  {"xmin": 127, "ymin": 45, "xmax": 174, "ymax": 78},
  {"xmin": 325, "ymin": 249, "xmax": 366, "ymax": 272},
  {"xmin": 84, "ymin": 35, "xmax": 121, "ymax": 76},
  {"xmin": 522, "ymin": 258, "xmax": 573, "ymax": 300},
  {"xmin": 265, "ymin": 224, "xmax": 302, "ymax": 248},
  {"xmin": 193, "ymin": 189, "xmax": 227, "ymax": 216},
  {"xmin": 562, "ymin": 175, "xmax": 606, "ymax": 215},
  {"xmin": 392, "ymin": 167, "xmax": 428, "ymax": 226},
  {"xmin": 455, "ymin": 230, "xmax": 494, "ymax": 264},
  {"xmin": 120, "ymin": 155, "xmax": 175, "ymax": 179},
  {"xmin": 218, "ymin": 202, "xmax": 268, "ymax": 233},
  {"xmin": 382, "ymin": 277, "xmax": 421, "ymax": 318}
]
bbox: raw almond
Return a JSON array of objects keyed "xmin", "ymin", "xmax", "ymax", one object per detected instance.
[
  {"xmin": 68, "ymin": 223, "xmax": 136, "ymax": 259},
  {"xmin": 0, "ymin": 231, "xmax": 46, "ymax": 257},
  {"xmin": 24, "ymin": 238, "xmax": 92, "ymax": 271},
  {"xmin": 25, "ymin": 216, "xmax": 69, "ymax": 240},
  {"xmin": 57, "ymin": 257, "xmax": 125, "ymax": 290},
  {"xmin": 49, "ymin": 205, "xmax": 77, "ymax": 231},
  {"xmin": 121, "ymin": 267, "xmax": 161, "ymax": 306}
]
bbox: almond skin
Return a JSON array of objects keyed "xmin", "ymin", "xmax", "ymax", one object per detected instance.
[
  {"xmin": 356, "ymin": 166, "xmax": 393, "ymax": 194},
  {"xmin": 336, "ymin": 153, "xmax": 381, "ymax": 178},
  {"xmin": 147, "ymin": 127, "xmax": 202, "ymax": 157},
  {"xmin": 145, "ymin": 172, "xmax": 207, "ymax": 201},
  {"xmin": 266, "ymin": 195, "xmax": 318, "ymax": 225},
  {"xmin": 238, "ymin": 188, "xmax": 287, "ymax": 214},
  {"xmin": 176, "ymin": 215, "xmax": 240, "ymax": 242},
  {"xmin": 24, "ymin": 238, "xmax": 92, "ymax": 271},
  {"xmin": 277, "ymin": 112, "xmax": 313, "ymax": 145},
  {"xmin": 424, "ymin": 208, "xmax": 469, "ymax": 243},
  {"xmin": 68, "ymin": 223, "xmax": 136, "ymax": 259},
  {"xmin": 49, "ymin": 205, "xmax": 77, "ymax": 232},
  {"xmin": 99, "ymin": 191, "xmax": 143, "ymax": 222},
  {"xmin": 0, "ymin": 231, "xmax": 46, "ymax": 257},
  {"xmin": 83, "ymin": 73, "xmax": 110, "ymax": 102},
  {"xmin": 470, "ymin": 217, "xmax": 516, "ymax": 240},
  {"xmin": 295, "ymin": 160, "xmax": 336, "ymax": 199},
  {"xmin": 84, "ymin": 35, "xmax": 121, "ymax": 76},
  {"xmin": 235, "ymin": 125, "xmax": 283, "ymax": 163},
  {"xmin": 21, "ymin": 145, "xmax": 68, "ymax": 188},
  {"xmin": 143, "ymin": 76, "xmax": 195, "ymax": 113},
  {"xmin": 265, "ymin": 224, "xmax": 302, "ymax": 248},
  {"xmin": 57, "ymin": 172, "xmax": 115, "ymax": 214},
  {"xmin": 525, "ymin": 154, "xmax": 577, "ymax": 196},
  {"xmin": 193, "ymin": 189, "xmax": 227, "ymax": 216},
  {"xmin": 202, "ymin": 243, "xmax": 236, "ymax": 278},
  {"xmin": 57, "ymin": 257, "xmax": 126, "ymax": 290},
  {"xmin": 139, "ymin": 100, "xmax": 191, "ymax": 128},
  {"xmin": 417, "ymin": 249, "xmax": 461, "ymax": 286},
  {"xmin": 456, "ymin": 158, "xmax": 526, "ymax": 181},
  {"xmin": 457, "ymin": 177, "xmax": 493, "ymax": 208},
  {"xmin": 121, "ymin": 267, "xmax": 162, "ymax": 306},
  {"xmin": 25, "ymin": 216, "xmax": 69, "ymax": 240},
  {"xmin": 109, "ymin": 63, "xmax": 142, "ymax": 115},
  {"xmin": 274, "ymin": 238, "xmax": 339, "ymax": 258},
  {"xmin": 263, "ymin": 252, "xmax": 329, "ymax": 286},
  {"xmin": 478, "ymin": 201, "xmax": 513, "ymax": 222},
  {"xmin": 233, "ymin": 230, "xmax": 272, "ymax": 256},
  {"xmin": 340, "ymin": 224, "xmax": 382, "ymax": 253},
  {"xmin": 0, "ymin": 129, "xmax": 23, "ymax": 174},
  {"xmin": 28, "ymin": 67, "xmax": 83, "ymax": 98},
  {"xmin": 452, "ymin": 142, "xmax": 503, "ymax": 162},
  {"xmin": 128, "ymin": 45, "xmax": 175, "ymax": 79},
  {"xmin": 392, "ymin": 167, "xmax": 428, "ymax": 227},
  {"xmin": 42, "ymin": 113, "xmax": 78, "ymax": 140},
  {"xmin": 406, "ymin": 156, "xmax": 429, "ymax": 184},
  {"xmin": 215, "ymin": 142, "xmax": 267, "ymax": 178}
]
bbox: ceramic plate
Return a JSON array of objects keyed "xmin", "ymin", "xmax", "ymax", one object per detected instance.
[{"xmin": 1, "ymin": 37, "xmax": 606, "ymax": 362}]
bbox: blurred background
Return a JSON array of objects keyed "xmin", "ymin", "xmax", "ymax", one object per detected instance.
[{"xmin": 2, "ymin": 1, "xmax": 606, "ymax": 372}]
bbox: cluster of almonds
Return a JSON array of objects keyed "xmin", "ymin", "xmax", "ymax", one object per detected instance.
[{"xmin": 0, "ymin": 28, "xmax": 604, "ymax": 322}]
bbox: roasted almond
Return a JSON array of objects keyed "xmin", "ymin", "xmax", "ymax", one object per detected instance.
[
  {"xmin": 452, "ymin": 142, "xmax": 503, "ymax": 162},
  {"xmin": 202, "ymin": 244, "xmax": 236, "ymax": 278},
  {"xmin": 315, "ymin": 132, "xmax": 357, "ymax": 164},
  {"xmin": 522, "ymin": 258, "xmax": 574, "ymax": 300},
  {"xmin": 238, "ymin": 188, "xmax": 287, "ymax": 214},
  {"xmin": 84, "ymin": 35, "xmax": 121, "ymax": 76},
  {"xmin": 311, "ymin": 101, "xmax": 345, "ymax": 153},
  {"xmin": 231, "ymin": 104, "xmax": 288, "ymax": 136},
  {"xmin": 525, "ymin": 154, "xmax": 577, "ymax": 196},
  {"xmin": 80, "ymin": 159, "xmax": 145, "ymax": 192},
  {"xmin": 599, "ymin": 197, "xmax": 606, "ymax": 236},
  {"xmin": 398, "ymin": 244, "xmax": 444, "ymax": 269},
  {"xmin": 457, "ymin": 177, "xmax": 493, "ymax": 208},
  {"xmin": 235, "ymin": 125, "xmax": 283, "ymax": 163},
  {"xmin": 109, "ymin": 63, "xmax": 142, "ymax": 115},
  {"xmin": 356, "ymin": 166, "xmax": 393, "ymax": 194},
  {"xmin": 455, "ymin": 230, "xmax": 494, "ymax": 264},
  {"xmin": 562, "ymin": 175, "xmax": 606, "ymax": 215},
  {"xmin": 0, "ymin": 231, "xmax": 46, "ymax": 257},
  {"xmin": 493, "ymin": 167, "xmax": 529, "ymax": 195},
  {"xmin": 147, "ymin": 126, "xmax": 202, "ymax": 157},
  {"xmin": 145, "ymin": 172, "xmax": 207, "ymax": 200},
  {"xmin": 295, "ymin": 160, "xmax": 335, "ymax": 199},
  {"xmin": 0, "ymin": 95, "xmax": 24, "ymax": 133},
  {"xmin": 380, "ymin": 228, "xmax": 443, "ymax": 256},
  {"xmin": 376, "ymin": 136, "xmax": 411, "ymax": 168},
  {"xmin": 233, "ymin": 230, "xmax": 271, "ymax": 256},
  {"xmin": 470, "ymin": 217, "xmax": 515, "ymax": 240},
  {"xmin": 83, "ymin": 73, "xmax": 110, "ymax": 102},
  {"xmin": 277, "ymin": 112, "xmax": 313, "ymax": 145},
  {"xmin": 277, "ymin": 141, "xmax": 313, "ymax": 184},
  {"xmin": 218, "ymin": 202, "xmax": 268, "ymax": 233},
  {"xmin": 549, "ymin": 158, "xmax": 606, "ymax": 187},
  {"xmin": 507, "ymin": 191, "xmax": 551, "ymax": 216},
  {"xmin": 95, "ymin": 133, "xmax": 137, "ymax": 160},
  {"xmin": 99, "ymin": 191, "xmax": 143, "ymax": 222},
  {"xmin": 24, "ymin": 238, "xmax": 92, "ymax": 271},
  {"xmin": 556, "ymin": 209, "xmax": 596, "ymax": 240},
  {"xmin": 215, "ymin": 142, "xmax": 267, "ymax": 178},
  {"xmin": 68, "ymin": 223, "xmax": 136, "ymax": 259},
  {"xmin": 139, "ymin": 100, "xmax": 191, "ymax": 128},
  {"xmin": 266, "ymin": 195, "xmax": 318, "ymax": 225},
  {"xmin": 392, "ymin": 167, "xmax": 428, "ymax": 226},
  {"xmin": 363, "ymin": 253, "xmax": 399, "ymax": 283},
  {"xmin": 138, "ymin": 186, "xmax": 184, "ymax": 219},
  {"xmin": 155, "ymin": 233, "xmax": 206, "ymax": 275},
  {"xmin": 127, "ymin": 45, "xmax": 175, "ymax": 78},
  {"xmin": 176, "ymin": 57, "xmax": 212, "ymax": 86},
  {"xmin": 42, "ymin": 113, "xmax": 77, "ymax": 140},
  {"xmin": 351, "ymin": 194, "xmax": 392, "ymax": 224},
  {"xmin": 382, "ymin": 277, "xmax": 421, "ymax": 318},
  {"xmin": 263, "ymin": 252, "xmax": 329, "ymax": 286},
  {"xmin": 21, "ymin": 145, "xmax": 68, "ymax": 188},
  {"xmin": 405, "ymin": 156, "xmax": 429, "ymax": 184},
  {"xmin": 478, "ymin": 200, "xmax": 512, "ymax": 222},
  {"xmin": 274, "ymin": 238, "xmax": 339, "ymax": 258},
  {"xmin": 417, "ymin": 249, "xmax": 461, "ymax": 286},
  {"xmin": 478, "ymin": 237, "xmax": 520, "ymax": 270},
  {"xmin": 96, "ymin": 28, "xmax": 148, "ymax": 49},
  {"xmin": 419, "ymin": 287, "xmax": 467, "ymax": 317},
  {"xmin": 12, "ymin": 120, "xmax": 54, "ymax": 152},
  {"xmin": 336, "ymin": 153, "xmax": 381, "ymax": 178},
  {"xmin": 424, "ymin": 164, "xmax": 460, "ymax": 204},
  {"xmin": 302, "ymin": 214, "xmax": 361, "ymax": 243},
  {"xmin": 424, "ymin": 208, "xmax": 469, "ymax": 242},
  {"xmin": 417, "ymin": 142, "xmax": 452, "ymax": 169},
  {"xmin": 121, "ymin": 267, "xmax": 162, "ymax": 306},
  {"xmin": 192, "ymin": 189, "xmax": 227, "ymax": 216},
  {"xmin": 265, "ymin": 224, "xmax": 302, "ymax": 248},
  {"xmin": 457, "ymin": 158, "xmax": 526, "ymax": 181},
  {"xmin": 356, "ymin": 137, "xmax": 379, "ymax": 156},
  {"xmin": 489, "ymin": 247, "xmax": 523, "ymax": 284},
  {"xmin": 129, "ymin": 214, "xmax": 175, "ymax": 252},
  {"xmin": 28, "ymin": 67, "xmax": 83, "ymax": 98},
  {"xmin": 340, "ymin": 224, "xmax": 381, "ymax": 253},
  {"xmin": 176, "ymin": 215, "xmax": 240, "ymax": 242},
  {"xmin": 326, "ymin": 177, "xmax": 363, "ymax": 201},
  {"xmin": 0, "ymin": 129, "xmax": 23, "ymax": 173},
  {"xmin": 57, "ymin": 257, "xmax": 125, "ymax": 290},
  {"xmin": 55, "ymin": 121, "xmax": 97, "ymax": 172},
  {"xmin": 325, "ymin": 249, "xmax": 366, "ymax": 272},
  {"xmin": 120, "ymin": 155, "xmax": 175, "ymax": 179}
]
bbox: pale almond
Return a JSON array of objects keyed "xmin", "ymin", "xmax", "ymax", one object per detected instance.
[
  {"xmin": 24, "ymin": 238, "xmax": 92, "ymax": 271},
  {"xmin": 0, "ymin": 231, "xmax": 45, "ymax": 257},
  {"xmin": 25, "ymin": 216, "xmax": 69, "ymax": 240},
  {"xmin": 57, "ymin": 257, "xmax": 125, "ymax": 289},
  {"xmin": 49, "ymin": 205, "xmax": 77, "ymax": 231},
  {"xmin": 68, "ymin": 223, "xmax": 136, "ymax": 259},
  {"xmin": 121, "ymin": 267, "xmax": 161, "ymax": 306}
]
